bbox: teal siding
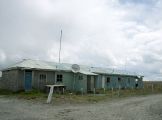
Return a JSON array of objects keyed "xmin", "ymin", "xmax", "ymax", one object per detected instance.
[
  {"xmin": 1, "ymin": 69, "xmax": 143, "ymax": 92},
  {"xmin": 56, "ymin": 71, "xmax": 74, "ymax": 91},
  {"xmin": 55, "ymin": 72, "xmax": 88, "ymax": 92},
  {"xmin": 99, "ymin": 75, "xmax": 138, "ymax": 89},
  {"xmin": 75, "ymin": 73, "xmax": 87, "ymax": 93},
  {"xmin": 95, "ymin": 75, "xmax": 102, "ymax": 89},
  {"xmin": 33, "ymin": 70, "xmax": 55, "ymax": 90},
  {"xmin": 109, "ymin": 76, "xmax": 118, "ymax": 88}
]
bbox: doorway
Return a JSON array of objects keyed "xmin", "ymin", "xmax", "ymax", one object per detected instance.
[
  {"xmin": 24, "ymin": 70, "xmax": 32, "ymax": 91},
  {"xmin": 87, "ymin": 76, "xmax": 95, "ymax": 92}
]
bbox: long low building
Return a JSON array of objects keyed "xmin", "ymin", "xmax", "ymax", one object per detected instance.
[{"xmin": 0, "ymin": 59, "xmax": 143, "ymax": 92}]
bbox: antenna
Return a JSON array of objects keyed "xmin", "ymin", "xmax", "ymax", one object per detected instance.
[{"xmin": 59, "ymin": 30, "xmax": 62, "ymax": 63}]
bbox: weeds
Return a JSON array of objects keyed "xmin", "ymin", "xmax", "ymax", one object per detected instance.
[{"xmin": 0, "ymin": 82, "xmax": 162, "ymax": 103}]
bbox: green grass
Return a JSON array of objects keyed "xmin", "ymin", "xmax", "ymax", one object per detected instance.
[
  {"xmin": 0, "ymin": 89, "xmax": 47, "ymax": 100},
  {"xmin": 0, "ymin": 89, "xmax": 13, "ymax": 95},
  {"xmin": 16, "ymin": 90, "xmax": 47, "ymax": 100},
  {"xmin": 0, "ymin": 83, "xmax": 162, "ymax": 103}
]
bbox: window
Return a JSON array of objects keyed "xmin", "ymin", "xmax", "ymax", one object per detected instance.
[
  {"xmin": 118, "ymin": 77, "xmax": 121, "ymax": 82},
  {"xmin": 107, "ymin": 77, "xmax": 110, "ymax": 83},
  {"xmin": 57, "ymin": 74, "xmax": 63, "ymax": 82},
  {"xmin": 40, "ymin": 74, "xmax": 46, "ymax": 81},
  {"xmin": 79, "ymin": 75, "xmax": 83, "ymax": 80}
]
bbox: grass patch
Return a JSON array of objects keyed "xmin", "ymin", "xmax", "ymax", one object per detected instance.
[
  {"xmin": 16, "ymin": 90, "xmax": 47, "ymax": 100},
  {"xmin": 0, "ymin": 82, "xmax": 162, "ymax": 104},
  {"xmin": 51, "ymin": 94, "xmax": 108, "ymax": 104},
  {"xmin": 0, "ymin": 89, "xmax": 47, "ymax": 100},
  {"xmin": 0, "ymin": 89, "xmax": 13, "ymax": 95}
]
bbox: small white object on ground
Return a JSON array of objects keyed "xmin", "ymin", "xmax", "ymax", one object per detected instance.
[
  {"xmin": 47, "ymin": 86, "xmax": 54, "ymax": 103},
  {"xmin": 46, "ymin": 84, "xmax": 65, "ymax": 103}
]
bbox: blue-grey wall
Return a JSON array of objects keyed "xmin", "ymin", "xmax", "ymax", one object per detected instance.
[
  {"xmin": 95, "ymin": 75, "xmax": 143, "ymax": 90},
  {"xmin": 1, "ymin": 69, "xmax": 144, "ymax": 92}
]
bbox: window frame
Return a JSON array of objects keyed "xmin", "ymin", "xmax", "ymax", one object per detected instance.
[
  {"xmin": 106, "ymin": 77, "xmax": 110, "ymax": 83},
  {"xmin": 56, "ymin": 74, "xmax": 63, "ymax": 82},
  {"xmin": 118, "ymin": 77, "xmax": 121, "ymax": 83},
  {"xmin": 39, "ymin": 74, "xmax": 47, "ymax": 82},
  {"xmin": 39, "ymin": 74, "xmax": 47, "ymax": 80},
  {"xmin": 78, "ymin": 75, "xmax": 83, "ymax": 80}
]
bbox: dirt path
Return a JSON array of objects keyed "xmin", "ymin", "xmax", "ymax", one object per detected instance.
[{"xmin": 0, "ymin": 94, "xmax": 162, "ymax": 120}]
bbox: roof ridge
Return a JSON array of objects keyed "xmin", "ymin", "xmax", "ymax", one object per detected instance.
[{"xmin": 2, "ymin": 59, "xmax": 141, "ymax": 76}]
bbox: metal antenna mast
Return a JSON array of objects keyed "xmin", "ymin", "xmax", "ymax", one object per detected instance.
[{"xmin": 59, "ymin": 30, "xmax": 62, "ymax": 63}]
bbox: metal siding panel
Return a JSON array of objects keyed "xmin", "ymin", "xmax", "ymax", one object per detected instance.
[
  {"xmin": 74, "ymin": 73, "xmax": 86, "ymax": 92},
  {"xmin": 33, "ymin": 71, "xmax": 55, "ymax": 90},
  {"xmin": 60, "ymin": 72, "xmax": 74, "ymax": 91},
  {"xmin": 17, "ymin": 70, "xmax": 24, "ymax": 90},
  {"xmin": 96, "ymin": 75, "xmax": 102, "ymax": 89}
]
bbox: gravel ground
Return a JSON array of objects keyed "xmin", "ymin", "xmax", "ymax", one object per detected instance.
[{"xmin": 0, "ymin": 94, "xmax": 162, "ymax": 120}]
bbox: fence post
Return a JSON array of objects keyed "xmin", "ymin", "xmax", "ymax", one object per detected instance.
[
  {"xmin": 63, "ymin": 88, "xmax": 65, "ymax": 94},
  {"xmin": 111, "ymin": 87, "xmax": 113, "ymax": 97},
  {"xmin": 93, "ymin": 88, "xmax": 96, "ymax": 96},
  {"xmin": 152, "ymin": 84, "xmax": 154, "ymax": 93},
  {"xmin": 69, "ymin": 93, "xmax": 72, "ymax": 101},
  {"xmin": 81, "ymin": 88, "xmax": 83, "ymax": 96},
  {"xmin": 118, "ymin": 85, "xmax": 120, "ymax": 97}
]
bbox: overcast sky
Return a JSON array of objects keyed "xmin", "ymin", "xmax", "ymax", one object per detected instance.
[{"xmin": 0, "ymin": 0, "xmax": 162, "ymax": 80}]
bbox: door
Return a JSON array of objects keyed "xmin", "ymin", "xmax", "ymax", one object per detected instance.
[
  {"xmin": 25, "ymin": 70, "xmax": 32, "ymax": 91},
  {"xmin": 87, "ymin": 76, "xmax": 95, "ymax": 92},
  {"xmin": 87, "ymin": 76, "xmax": 91, "ymax": 91}
]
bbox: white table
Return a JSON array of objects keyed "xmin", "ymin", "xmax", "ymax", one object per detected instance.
[{"xmin": 46, "ymin": 85, "xmax": 65, "ymax": 103}]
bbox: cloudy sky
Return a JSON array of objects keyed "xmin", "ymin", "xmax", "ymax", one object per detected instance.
[{"xmin": 0, "ymin": 0, "xmax": 162, "ymax": 80}]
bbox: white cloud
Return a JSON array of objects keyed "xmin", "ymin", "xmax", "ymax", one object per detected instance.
[
  {"xmin": 0, "ymin": 50, "xmax": 6, "ymax": 62},
  {"xmin": 0, "ymin": 0, "xmax": 162, "ymax": 80}
]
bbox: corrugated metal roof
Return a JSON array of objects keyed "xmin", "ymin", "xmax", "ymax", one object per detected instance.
[
  {"xmin": 4, "ymin": 59, "xmax": 141, "ymax": 77},
  {"xmin": 11, "ymin": 60, "xmax": 56, "ymax": 70},
  {"xmin": 90, "ymin": 67, "xmax": 136, "ymax": 75},
  {"xmin": 79, "ymin": 70, "xmax": 98, "ymax": 75}
]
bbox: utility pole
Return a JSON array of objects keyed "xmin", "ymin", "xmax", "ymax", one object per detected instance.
[{"xmin": 59, "ymin": 30, "xmax": 62, "ymax": 63}]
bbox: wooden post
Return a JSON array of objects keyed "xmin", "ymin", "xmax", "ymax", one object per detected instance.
[
  {"xmin": 69, "ymin": 93, "xmax": 72, "ymax": 100},
  {"xmin": 93, "ymin": 88, "xmax": 96, "ymax": 96},
  {"xmin": 152, "ymin": 84, "xmax": 154, "ymax": 93},
  {"xmin": 131, "ymin": 86, "xmax": 133, "ymax": 96},
  {"xmin": 111, "ymin": 87, "xmax": 113, "ymax": 97},
  {"xmin": 104, "ymin": 88, "xmax": 106, "ymax": 94},
  {"xmin": 118, "ymin": 85, "xmax": 120, "ymax": 97},
  {"xmin": 81, "ymin": 88, "xmax": 83, "ymax": 96},
  {"xmin": 63, "ymin": 88, "xmax": 65, "ymax": 94}
]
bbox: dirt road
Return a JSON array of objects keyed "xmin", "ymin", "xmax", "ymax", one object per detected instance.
[{"xmin": 0, "ymin": 94, "xmax": 162, "ymax": 120}]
